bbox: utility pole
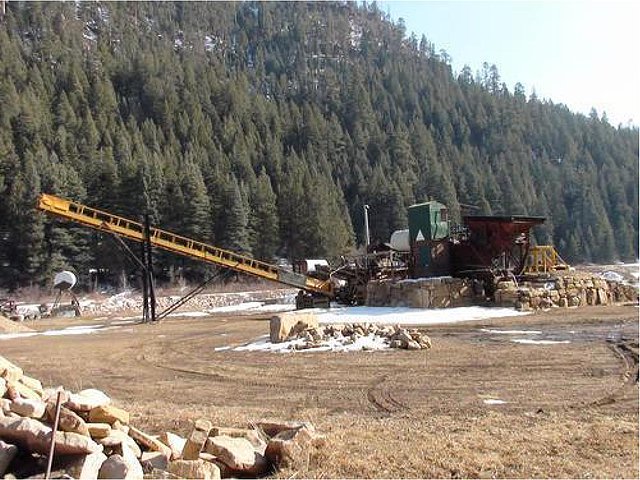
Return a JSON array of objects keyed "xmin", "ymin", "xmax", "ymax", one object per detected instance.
[{"xmin": 363, "ymin": 204, "xmax": 370, "ymax": 250}]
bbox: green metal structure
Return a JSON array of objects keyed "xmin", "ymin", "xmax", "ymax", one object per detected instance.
[{"xmin": 408, "ymin": 200, "xmax": 450, "ymax": 277}]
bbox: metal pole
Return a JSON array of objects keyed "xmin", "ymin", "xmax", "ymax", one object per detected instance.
[
  {"xmin": 144, "ymin": 214, "xmax": 156, "ymax": 323},
  {"xmin": 363, "ymin": 205, "xmax": 370, "ymax": 249},
  {"xmin": 45, "ymin": 390, "xmax": 63, "ymax": 479},
  {"xmin": 140, "ymin": 233, "xmax": 149, "ymax": 323}
]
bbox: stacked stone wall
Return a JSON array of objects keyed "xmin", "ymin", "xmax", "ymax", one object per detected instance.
[
  {"xmin": 366, "ymin": 272, "xmax": 638, "ymax": 311},
  {"xmin": 366, "ymin": 277, "xmax": 477, "ymax": 308},
  {"xmin": 494, "ymin": 273, "xmax": 638, "ymax": 311}
]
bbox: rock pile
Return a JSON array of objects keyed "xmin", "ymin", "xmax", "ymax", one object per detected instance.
[
  {"xmin": 494, "ymin": 274, "xmax": 639, "ymax": 311},
  {"xmin": 283, "ymin": 321, "xmax": 432, "ymax": 351},
  {"xmin": 0, "ymin": 355, "xmax": 323, "ymax": 479}
]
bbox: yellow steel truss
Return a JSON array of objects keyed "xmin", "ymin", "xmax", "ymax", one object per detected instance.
[{"xmin": 36, "ymin": 193, "xmax": 332, "ymax": 296}]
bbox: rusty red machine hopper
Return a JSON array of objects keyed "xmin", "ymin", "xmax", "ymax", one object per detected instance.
[{"xmin": 451, "ymin": 215, "xmax": 545, "ymax": 276}]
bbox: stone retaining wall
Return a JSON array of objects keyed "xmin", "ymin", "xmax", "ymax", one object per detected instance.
[
  {"xmin": 494, "ymin": 273, "xmax": 638, "ymax": 311},
  {"xmin": 366, "ymin": 277, "xmax": 477, "ymax": 308},
  {"xmin": 366, "ymin": 272, "xmax": 638, "ymax": 311}
]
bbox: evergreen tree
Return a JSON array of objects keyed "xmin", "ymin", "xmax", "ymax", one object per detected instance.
[
  {"xmin": 249, "ymin": 168, "xmax": 279, "ymax": 261},
  {"xmin": 222, "ymin": 175, "xmax": 251, "ymax": 255}
]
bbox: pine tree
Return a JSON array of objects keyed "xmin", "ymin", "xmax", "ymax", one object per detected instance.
[
  {"xmin": 249, "ymin": 168, "xmax": 279, "ymax": 261},
  {"xmin": 180, "ymin": 161, "xmax": 213, "ymax": 242},
  {"xmin": 222, "ymin": 175, "xmax": 251, "ymax": 255},
  {"xmin": 6, "ymin": 156, "xmax": 46, "ymax": 286}
]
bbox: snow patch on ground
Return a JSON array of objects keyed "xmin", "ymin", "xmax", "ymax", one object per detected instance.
[
  {"xmin": 42, "ymin": 326, "xmax": 105, "ymax": 336},
  {"xmin": 480, "ymin": 329, "xmax": 542, "ymax": 335},
  {"xmin": 252, "ymin": 303, "xmax": 298, "ymax": 313},
  {"xmin": 208, "ymin": 302, "xmax": 264, "ymax": 313},
  {"xmin": 233, "ymin": 333, "xmax": 390, "ymax": 353},
  {"xmin": 316, "ymin": 306, "xmax": 530, "ymax": 326},
  {"xmin": 0, "ymin": 324, "xmax": 120, "ymax": 340},
  {"xmin": 483, "ymin": 399, "xmax": 507, "ymax": 405},
  {"xmin": 206, "ymin": 301, "xmax": 296, "ymax": 314},
  {"xmin": 15, "ymin": 304, "xmax": 42, "ymax": 316},
  {"xmin": 0, "ymin": 332, "xmax": 38, "ymax": 340},
  {"xmin": 601, "ymin": 271, "xmax": 625, "ymax": 282},
  {"xmin": 78, "ymin": 289, "xmax": 297, "ymax": 316},
  {"xmin": 215, "ymin": 305, "xmax": 530, "ymax": 354},
  {"xmin": 511, "ymin": 339, "xmax": 571, "ymax": 345},
  {"xmin": 62, "ymin": 325, "xmax": 103, "ymax": 331},
  {"xmin": 165, "ymin": 311, "xmax": 211, "ymax": 318}
]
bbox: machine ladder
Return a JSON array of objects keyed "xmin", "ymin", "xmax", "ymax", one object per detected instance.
[{"xmin": 36, "ymin": 193, "xmax": 333, "ymax": 297}]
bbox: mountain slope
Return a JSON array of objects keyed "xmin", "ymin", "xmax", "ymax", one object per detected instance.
[{"xmin": 0, "ymin": 1, "xmax": 637, "ymax": 288}]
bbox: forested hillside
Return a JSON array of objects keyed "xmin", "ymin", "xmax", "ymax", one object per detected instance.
[{"xmin": 0, "ymin": 1, "xmax": 637, "ymax": 289}]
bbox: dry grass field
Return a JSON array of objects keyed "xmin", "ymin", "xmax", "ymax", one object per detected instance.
[{"xmin": 1, "ymin": 305, "xmax": 637, "ymax": 478}]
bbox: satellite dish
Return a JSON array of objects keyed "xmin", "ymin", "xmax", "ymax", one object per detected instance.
[{"xmin": 53, "ymin": 271, "xmax": 77, "ymax": 291}]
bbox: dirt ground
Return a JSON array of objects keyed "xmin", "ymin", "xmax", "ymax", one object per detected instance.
[{"xmin": 2, "ymin": 305, "xmax": 638, "ymax": 478}]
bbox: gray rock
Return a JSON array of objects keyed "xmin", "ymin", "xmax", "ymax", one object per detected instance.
[
  {"xmin": 9, "ymin": 398, "xmax": 46, "ymax": 418},
  {"xmin": 0, "ymin": 440, "xmax": 18, "ymax": 476},
  {"xmin": 140, "ymin": 451, "xmax": 169, "ymax": 471},
  {"xmin": 205, "ymin": 435, "xmax": 268, "ymax": 476},
  {"xmin": 209, "ymin": 427, "xmax": 267, "ymax": 453},
  {"xmin": 168, "ymin": 459, "xmax": 221, "ymax": 480},
  {"xmin": 158, "ymin": 431, "xmax": 186, "ymax": 460},
  {"xmin": 181, "ymin": 428, "xmax": 208, "ymax": 460},
  {"xmin": 64, "ymin": 450, "xmax": 108, "ymax": 480},
  {"xmin": 265, "ymin": 425, "xmax": 318, "ymax": 468},
  {"xmin": 121, "ymin": 443, "xmax": 144, "ymax": 479},
  {"xmin": 97, "ymin": 429, "xmax": 142, "ymax": 458},
  {"xmin": 255, "ymin": 420, "xmax": 315, "ymax": 437},
  {"xmin": 99, "ymin": 454, "xmax": 128, "ymax": 479},
  {"xmin": 66, "ymin": 389, "xmax": 111, "ymax": 412},
  {"xmin": 46, "ymin": 403, "xmax": 90, "ymax": 437},
  {"xmin": 128, "ymin": 426, "xmax": 172, "ymax": 458},
  {"xmin": 0, "ymin": 416, "xmax": 101, "ymax": 455}
]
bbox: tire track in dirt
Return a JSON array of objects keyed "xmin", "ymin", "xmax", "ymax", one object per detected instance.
[
  {"xmin": 607, "ymin": 337, "xmax": 638, "ymax": 386},
  {"xmin": 136, "ymin": 332, "xmax": 373, "ymax": 393},
  {"xmin": 366, "ymin": 374, "xmax": 409, "ymax": 415},
  {"xmin": 574, "ymin": 333, "xmax": 638, "ymax": 409}
]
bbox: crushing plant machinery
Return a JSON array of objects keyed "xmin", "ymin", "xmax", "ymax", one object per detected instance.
[{"xmin": 36, "ymin": 194, "xmax": 567, "ymax": 315}]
